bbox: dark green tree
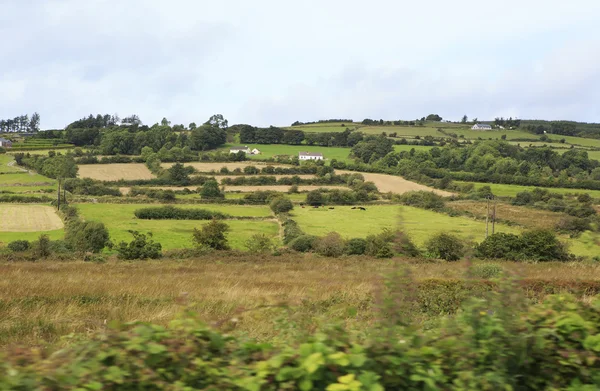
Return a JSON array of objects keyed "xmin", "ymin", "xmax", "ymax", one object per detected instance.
[{"xmin": 192, "ymin": 219, "xmax": 230, "ymax": 250}]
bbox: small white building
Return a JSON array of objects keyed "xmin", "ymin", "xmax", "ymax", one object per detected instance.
[
  {"xmin": 0, "ymin": 137, "xmax": 12, "ymax": 148},
  {"xmin": 229, "ymin": 145, "xmax": 251, "ymax": 154},
  {"xmin": 471, "ymin": 124, "xmax": 492, "ymax": 130},
  {"xmin": 299, "ymin": 152, "xmax": 324, "ymax": 161},
  {"xmin": 251, "ymin": 148, "xmax": 261, "ymax": 155}
]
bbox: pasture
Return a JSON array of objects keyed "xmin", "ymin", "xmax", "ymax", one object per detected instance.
[
  {"xmin": 457, "ymin": 181, "xmax": 600, "ymax": 198},
  {"xmin": 76, "ymin": 203, "xmax": 278, "ymax": 250},
  {"xmin": 393, "ymin": 145, "xmax": 435, "ymax": 153},
  {"xmin": 0, "ymin": 154, "xmax": 22, "ymax": 173},
  {"xmin": 77, "ymin": 163, "xmax": 155, "ymax": 181},
  {"xmin": 0, "ymin": 172, "xmax": 55, "ymax": 186},
  {"xmin": 336, "ymin": 170, "xmax": 453, "ymax": 196},
  {"xmin": 2, "ymin": 257, "xmax": 599, "ymax": 346}
]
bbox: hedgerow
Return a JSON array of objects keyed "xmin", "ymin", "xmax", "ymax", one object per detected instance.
[{"xmin": 134, "ymin": 206, "xmax": 230, "ymax": 220}]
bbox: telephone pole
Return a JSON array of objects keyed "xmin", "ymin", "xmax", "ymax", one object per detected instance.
[
  {"xmin": 57, "ymin": 178, "xmax": 61, "ymax": 210},
  {"xmin": 485, "ymin": 197, "xmax": 490, "ymax": 238},
  {"xmin": 492, "ymin": 197, "xmax": 497, "ymax": 235}
]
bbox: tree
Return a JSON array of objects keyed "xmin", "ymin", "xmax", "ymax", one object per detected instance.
[
  {"xmin": 167, "ymin": 162, "xmax": 191, "ymax": 185},
  {"xmin": 461, "ymin": 115, "xmax": 468, "ymax": 123},
  {"xmin": 425, "ymin": 233, "xmax": 465, "ymax": 261},
  {"xmin": 29, "ymin": 112, "xmax": 41, "ymax": 132},
  {"xmin": 35, "ymin": 234, "xmax": 51, "ymax": 258},
  {"xmin": 189, "ymin": 125, "xmax": 227, "ymax": 151},
  {"xmin": 192, "ymin": 219, "xmax": 230, "ymax": 250},
  {"xmin": 204, "ymin": 114, "xmax": 228, "ymax": 129},
  {"xmin": 161, "ymin": 117, "xmax": 171, "ymax": 126},
  {"xmin": 65, "ymin": 220, "xmax": 110, "ymax": 253},
  {"xmin": 121, "ymin": 114, "xmax": 142, "ymax": 126},
  {"xmin": 116, "ymin": 231, "xmax": 162, "ymax": 260},
  {"xmin": 270, "ymin": 197, "xmax": 294, "ymax": 214},
  {"xmin": 426, "ymin": 114, "xmax": 443, "ymax": 121},
  {"xmin": 306, "ymin": 190, "xmax": 325, "ymax": 206},
  {"xmin": 188, "ymin": 122, "xmax": 197, "ymax": 130},
  {"xmin": 351, "ymin": 135, "xmax": 394, "ymax": 163},
  {"xmin": 200, "ymin": 179, "xmax": 224, "ymax": 199}
]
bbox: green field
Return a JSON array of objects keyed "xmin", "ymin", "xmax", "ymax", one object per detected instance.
[
  {"xmin": 0, "ymin": 172, "xmax": 55, "ymax": 185},
  {"xmin": 0, "ymin": 229, "xmax": 64, "ymax": 245},
  {"xmin": 76, "ymin": 203, "xmax": 278, "ymax": 250},
  {"xmin": 393, "ymin": 145, "xmax": 435, "ymax": 153},
  {"xmin": 221, "ymin": 143, "xmax": 353, "ymax": 162},
  {"xmin": 0, "ymin": 155, "xmax": 22, "ymax": 173},
  {"xmin": 457, "ymin": 181, "xmax": 600, "ymax": 198},
  {"xmin": 0, "ymin": 185, "xmax": 56, "ymax": 193}
]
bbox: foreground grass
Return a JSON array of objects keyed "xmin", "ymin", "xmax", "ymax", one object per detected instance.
[
  {"xmin": 76, "ymin": 203, "xmax": 278, "ymax": 250},
  {"xmin": 1, "ymin": 257, "xmax": 599, "ymax": 347}
]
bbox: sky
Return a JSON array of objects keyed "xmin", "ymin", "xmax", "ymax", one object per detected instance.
[{"xmin": 1, "ymin": 0, "xmax": 600, "ymax": 129}]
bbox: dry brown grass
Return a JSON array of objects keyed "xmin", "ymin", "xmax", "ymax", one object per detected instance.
[
  {"xmin": 448, "ymin": 200, "xmax": 564, "ymax": 229},
  {"xmin": 0, "ymin": 205, "xmax": 63, "ymax": 232},
  {"xmin": 1, "ymin": 256, "xmax": 599, "ymax": 347},
  {"xmin": 222, "ymin": 185, "xmax": 348, "ymax": 192},
  {"xmin": 161, "ymin": 162, "xmax": 287, "ymax": 171},
  {"xmin": 336, "ymin": 170, "xmax": 454, "ymax": 196},
  {"xmin": 77, "ymin": 164, "xmax": 155, "ymax": 181},
  {"xmin": 214, "ymin": 174, "xmax": 316, "ymax": 182}
]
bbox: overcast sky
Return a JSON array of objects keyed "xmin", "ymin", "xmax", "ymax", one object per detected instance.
[{"xmin": 1, "ymin": 0, "xmax": 599, "ymax": 129}]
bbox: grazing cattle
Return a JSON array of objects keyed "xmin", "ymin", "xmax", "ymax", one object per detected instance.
[
  {"xmin": 358, "ymin": 207, "xmax": 366, "ymax": 211},
  {"xmin": 328, "ymin": 207, "xmax": 335, "ymax": 210},
  {"xmin": 301, "ymin": 206, "xmax": 305, "ymax": 208},
  {"xmin": 313, "ymin": 205, "xmax": 319, "ymax": 208},
  {"xmin": 351, "ymin": 207, "xmax": 357, "ymax": 209}
]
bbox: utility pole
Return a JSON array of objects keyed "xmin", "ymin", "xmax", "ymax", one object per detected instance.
[
  {"xmin": 485, "ymin": 197, "xmax": 490, "ymax": 238},
  {"xmin": 57, "ymin": 178, "xmax": 61, "ymax": 210},
  {"xmin": 492, "ymin": 197, "xmax": 497, "ymax": 235}
]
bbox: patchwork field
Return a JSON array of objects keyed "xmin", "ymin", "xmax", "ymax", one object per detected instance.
[
  {"xmin": 161, "ymin": 162, "xmax": 287, "ymax": 172},
  {"xmin": 0, "ymin": 155, "xmax": 23, "ymax": 173},
  {"xmin": 0, "ymin": 172, "xmax": 55, "ymax": 186},
  {"xmin": 76, "ymin": 203, "xmax": 278, "ymax": 250},
  {"xmin": 337, "ymin": 170, "xmax": 453, "ymax": 196},
  {"xmin": 0, "ymin": 204, "xmax": 63, "ymax": 232},
  {"xmin": 458, "ymin": 181, "xmax": 600, "ymax": 198},
  {"xmin": 77, "ymin": 164, "xmax": 155, "ymax": 181}
]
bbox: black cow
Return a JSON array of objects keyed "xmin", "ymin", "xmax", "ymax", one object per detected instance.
[
  {"xmin": 328, "ymin": 207, "xmax": 335, "ymax": 210},
  {"xmin": 351, "ymin": 207, "xmax": 357, "ymax": 209},
  {"xmin": 358, "ymin": 207, "xmax": 366, "ymax": 211}
]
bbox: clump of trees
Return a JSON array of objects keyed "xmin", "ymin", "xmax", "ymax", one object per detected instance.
[
  {"xmin": 0, "ymin": 113, "xmax": 40, "ymax": 132},
  {"xmin": 192, "ymin": 219, "xmax": 230, "ymax": 250},
  {"xmin": 475, "ymin": 229, "xmax": 571, "ymax": 262},
  {"xmin": 116, "ymin": 231, "xmax": 162, "ymax": 260},
  {"xmin": 134, "ymin": 206, "xmax": 229, "ymax": 220}
]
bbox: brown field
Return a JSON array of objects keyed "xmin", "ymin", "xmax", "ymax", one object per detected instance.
[
  {"xmin": 161, "ymin": 162, "xmax": 287, "ymax": 171},
  {"xmin": 77, "ymin": 164, "xmax": 155, "ymax": 181},
  {"xmin": 448, "ymin": 200, "xmax": 564, "ymax": 229},
  {"xmin": 222, "ymin": 185, "xmax": 348, "ymax": 192},
  {"xmin": 337, "ymin": 170, "xmax": 454, "ymax": 196},
  {"xmin": 0, "ymin": 205, "xmax": 63, "ymax": 232},
  {"xmin": 1, "ymin": 257, "xmax": 599, "ymax": 346}
]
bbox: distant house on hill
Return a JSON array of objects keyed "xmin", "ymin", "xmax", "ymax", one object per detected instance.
[
  {"xmin": 0, "ymin": 137, "xmax": 12, "ymax": 148},
  {"xmin": 472, "ymin": 124, "xmax": 492, "ymax": 130},
  {"xmin": 299, "ymin": 152, "xmax": 323, "ymax": 161},
  {"xmin": 251, "ymin": 148, "xmax": 261, "ymax": 155},
  {"xmin": 229, "ymin": 145, "xmax": 251, "ymax": 154}
]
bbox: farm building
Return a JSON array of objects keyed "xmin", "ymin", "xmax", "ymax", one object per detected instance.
[
  {"xmin": 472, "ymin": 124, "xmax": 492, "ymax": 130},
  {"xmin": 299, "ymin": 152, "xmax": 324, "ymax": 161},
  {"xmin": 0, "ymin": 137, "xmax": 12, "ymax": 148},
  {"xmin": 251, "ymin": 148, "xmax": 261, "ymax": 155},
  {"xmin": 229, "ymin": 146, "xmax": 251, "ymax": 154}
]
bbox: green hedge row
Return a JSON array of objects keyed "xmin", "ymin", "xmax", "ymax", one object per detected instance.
[{"xmin": 134, "ymin": 206, "xmax": 230, "ymax": 220}]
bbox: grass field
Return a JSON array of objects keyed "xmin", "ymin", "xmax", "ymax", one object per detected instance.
[
  {"xmin": 2, "ymin": 257, "xmax": 599, "ymax": 346},
  {"xmin": 0, "ymin": 185, "xmax": 56, "ymax": 193},
  {"xmin": 457, "ymin": 181, "xmax": 600, "ymax": 198},
  {"xmin": 0, "ymin": 155, "xmax": 22, "ymax": 173},
  {"xmin": 76, "ymin": 203, "xmax": 278, "ymax": 250},
  {"xmin": 0, "ymin": 172, "xmax": 55, "ymax": 185},
  {"xmin": 78, "ymin": 164, "xmax": 155, "ymax": 181},
  {"xmin": 393, "ymin": 145, "xmax": 435, "ymax": 153}
]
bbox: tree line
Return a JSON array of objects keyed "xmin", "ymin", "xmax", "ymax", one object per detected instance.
[{"xmin": 0, "ymin": 113, "xmax": 40, "ymax": 133}]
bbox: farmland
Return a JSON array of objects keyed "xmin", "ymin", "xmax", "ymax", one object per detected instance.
[
  {"xmin": 0, "ymin": 154, "xmax": 22, "ymax": 173},
  {"xmin": 0, "ymin": 205, "xmax": 63, "ymax": 232},
  {"xmin": 0, "ymin": 172, "xmax": 55, "ymax": 185},
  {"xmin": 161, "ymin": 161, "xmax": 287, "ymax": 172},
  {"xmin": 220, "ymin": 144, "xmax": 353, "ymax": 162},
  {"xmin": 77, "ymin": 163, "xmax": 155, "ymax": 181},
  {"xmin": 336, "ymin": 170, "xmax": 453, "ymax": 196},
  {"xmin": 457, "ymin": 181, "xmax": 600, "ymax": 198}
]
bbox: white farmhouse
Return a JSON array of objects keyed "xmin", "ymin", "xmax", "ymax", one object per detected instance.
[
  {"xmin": 299, "ymin": 152, "xmax": 323, "ymax": 161},
  {"xmin": 471, "ymin": 124, "xmax": 492, "ymax": 130},
  {"xmin": 229, "ymin": 145, "xmax": 251, "ymax": 154},
  {"xmin": 251, "ymin": 148, "xmax": 261, "ymax": 155}
]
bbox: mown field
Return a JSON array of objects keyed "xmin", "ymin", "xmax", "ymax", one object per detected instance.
[
  {"xmin": 77, "ymin": 163, "xmax": 155, "ymax": 181},
  {"xmin": 76, "ymin": 203, "xmax": 279, "ymax": 250},
  {"xmin": 1, "ymin": 257, "xmax": 599, "ymax": 347},
  {"xmin": 458, "ymin": 181, "xmax": 600, "ymax": 198}
]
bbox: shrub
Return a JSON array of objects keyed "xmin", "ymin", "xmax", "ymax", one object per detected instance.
[
  {"xmin": 200, "ymin": 179, "xmax": 224, "ymax": 199},
  {"xmin": 425, "ymin": 232, "xmax": 465, "ymax": 261},
  {"xmin": 345, "ymin": 238, "xmax": 367, "ymax": 255},
  {"xmin": 519, "ymin": 229, "xmax": 570, "ymax": 261},
  {"xmin": 134, "ymin": 206, "xmax": 229, "ymax": 220},
  {"xmin": 243, "ymin": 191, "xmax": 279, "ymax": 204},
  {"xmin": 269, "ymin": 197, "xmax": 293, "ymax": 214},
  {"xmin": 65, "ymin": 220, "xmax": 110, "ymax": 253},
  {"xmin": 245, "ymin": 233, "xmax": 275, "ymax": 253},
  {"xmin": 8, "ymin": 240, "xmax": 30, "ymax": 252},
  {"xmin": 512, "ymin": 191, "xmax": 532, "ymax": 206},
  {"xmin": 474, "ymin": 232, "xmax": 523, "ymax": 260},
  {"xmin": 116, "ymin": 231, "xmax": 162, "ymax": 260},
  {"xmin": 314, "ymin": 232, "xmax": 345, "ymax": 257},
  {"xmin": 397, "ymin": 191, "xmax": 446, "ymax": 210},
  {"xmin": 282, "ymin": 219, "xmax": 303, "ymax": 244},
  {"xmin": 306, "ymin": 190, "xmax": 324, "ymax": 206},
  {"xmin": 555, "ymin": 216, "xmax": 591, "ymax": 236},
  {"xmin": 34, "ymin": 234, "xmax": 51, "ymax": 258},
  {"xmin": 469, "ymin": 263, "xmax": 504, "ymax": 279},
  {"xmin": 289, "ymin": 235, "xmax": 318, "ymax": 252},
  {"xmin": 192, "ymin": 219, "xmax": 230, "ymax": 250},
  {"xmin": 365, "ymin": 229, "xmax": 397, "ymax": 258},
  {"xmin": 288, "ymin": 184, "xmax": 299, "ymax": 194}
]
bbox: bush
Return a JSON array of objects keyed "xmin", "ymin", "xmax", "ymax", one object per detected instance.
[
  {"xmin": 34, "ymin": 234, "xmax": 51, "ymax": 258},
  {"xmin": 7, "ymin": 240, "xmax": 30, "ymax": 252},
  {"xmin": 474, "ymin": 232, "xmax": 523, "ymax": 260},
  {"xmin": 269, "ymin": 197, "xmax": 293, "ymax": 214},
  {"xmin": 134, "ymin": 206, "xmax": 229, "ymax": 220},
  {"xmin": 519, "ymin": 229, "xmax": 570, "ymax": 261},
  {"xmin": 314, "ymin": 232, "xmax": 345, "ymax": 257},
  {"xmin": 116, "ymin": 231, "xmax": 162, "ymax": 260},
  {"xmin": 244, "ymin": 233, "xmax": 275, "ymax": 253},
  {"xmin": 469, "ymin": 263, "xmax": 504, "ymax": 279},
  {"xmin": 396, "ymin": 191, "xmax": 446, "ymax": 210},
  {"xmin": 288, "ymin": 184, "xmax": 299, "ymax": 194},
  {"xmin": 425, "ymin": 232, "xmax": 465, "ymax": 261},
  {"xmin": 65, "ymin": 220, "xmax": 110, "ymax": 253},
  {"xmin": 282, "ymin": 219, "xmax": 303, "ymax": 244},
  {"xmin": 200, "ymin": 179, "xmax": 224, "ymax": 199},
  {"xmin": 555, "ymin": 216, "xmax": 591, "ymax": 236},
  {"xmin": 365, "ymin": 229, "xmax": 397, "ymax": 258},
  {"xmin": 243, "ymin": 191, "xmax": 279, "ymax": 204},
  {"xmin": 345, "ymin": 238, "xmax": 367, "ymax": 255},
  {"xmin": 192, "ymin": 219, "xmax": 230, "ymax": 250},
  {"xmin": 306, "ymin": 190, "xmax": 324, "ymax": 206},
  {"xmin": 289, "ymin": 235, "xmax": 318, "ymax": 252},
  {"xmin": 512, "ymin": 191, "xmax": 533, "ymax": 206}
]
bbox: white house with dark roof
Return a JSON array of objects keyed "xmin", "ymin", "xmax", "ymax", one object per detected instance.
[
  {"xmin": 0, "ymin": 137, "xmax": 12, "ymax": 148},
  {"xmin": 472, "ymin": 124, "xmax": 492, "ymax": 130},
  {"xmin": 299, "ymin": 152, "xmax": 323, "ymax": 161},
  {"xmin": 229, "ymin": 145, "xmax": 251, "ymax": 154}
]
